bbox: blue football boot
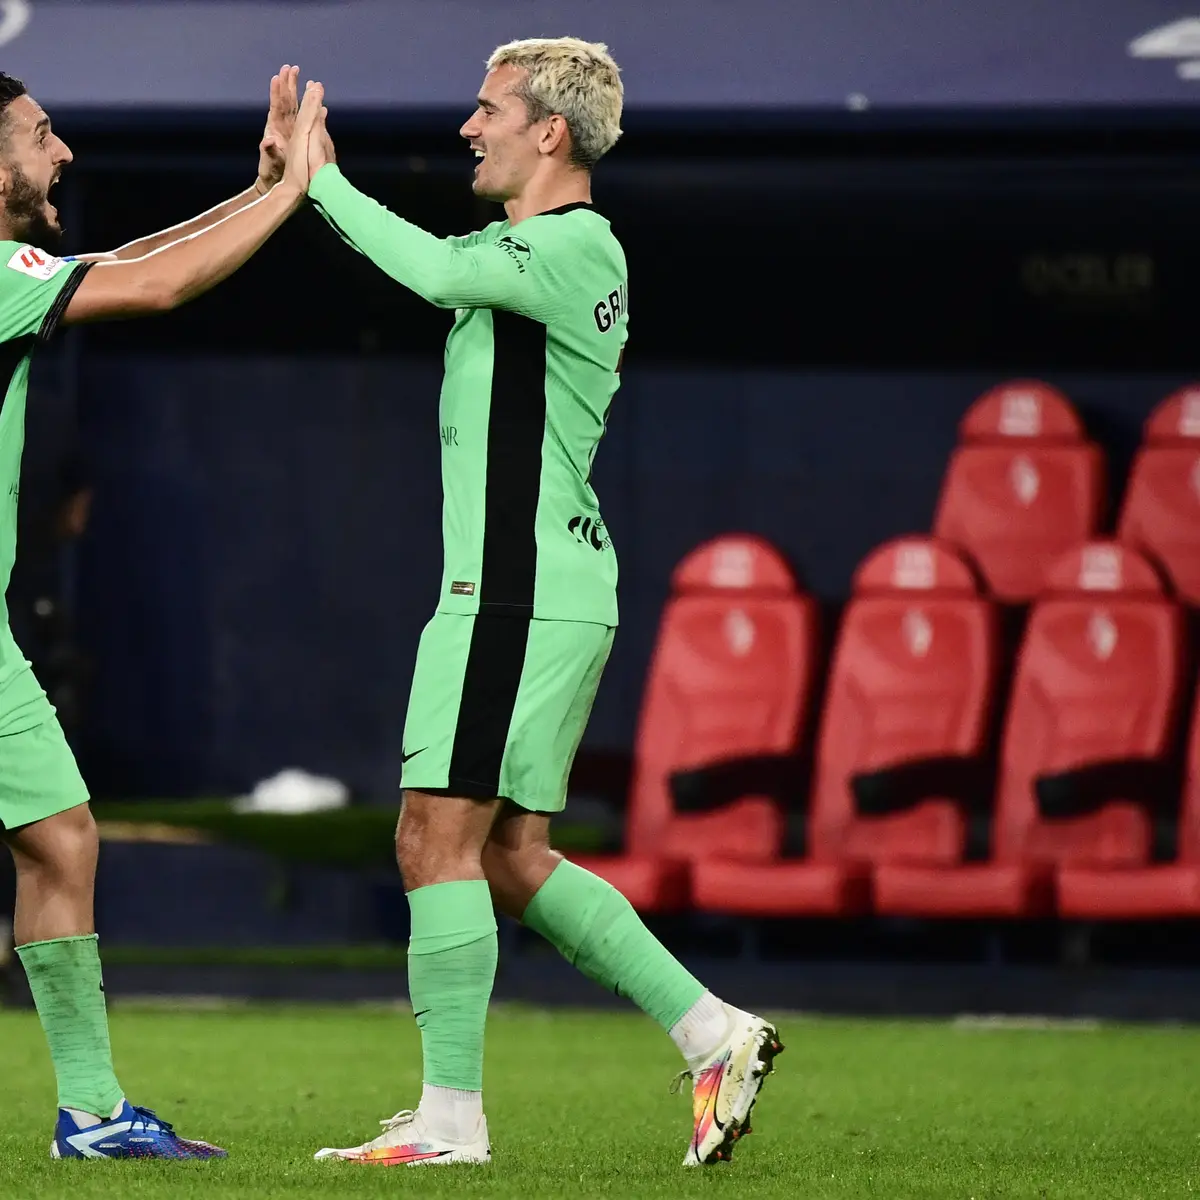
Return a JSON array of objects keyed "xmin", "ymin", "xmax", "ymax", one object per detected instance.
[{"xmin": 51, "ymin": 1100, "xmax": 227, "ymax": 1159}]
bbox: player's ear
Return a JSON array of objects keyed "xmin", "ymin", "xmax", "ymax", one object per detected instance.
[
  {"xmin": 0, "ymin": 162, "xmax": 11, "ymax": 198},
  {"xmin": 540, "ymin": 114, "xmax": 569, "ymax": 157}
]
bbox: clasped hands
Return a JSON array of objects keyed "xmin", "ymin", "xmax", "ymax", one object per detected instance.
[{"xmin": 255, "ymin": 63, "xmax": 337, "ymax": 200}]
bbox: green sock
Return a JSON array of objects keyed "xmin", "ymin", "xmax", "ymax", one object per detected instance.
[
  {"xmin": 406, "ymin": 880, "xmax": 497, "ymax": 1091},
  {"xmin": 523, "ymin": 860, "xmax": 704, "ymax": 1030},
  {"xmin": 16, "ymin": 934, "xmax": 123, "ymax": 1117}
]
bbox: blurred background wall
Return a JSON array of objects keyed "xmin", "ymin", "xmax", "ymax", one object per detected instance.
[
  {"xmin": 22, "ymin": 0, "xmax": 1196, "ymax": 801},
  {"xmin": 0, "ymin": 0, "xmax": 1197, "ymax": 1002}
]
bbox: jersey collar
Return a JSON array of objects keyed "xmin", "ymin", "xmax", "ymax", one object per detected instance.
[{"xmin": 536, "ymin": 202, "xmax": 594, "ymax": 217}]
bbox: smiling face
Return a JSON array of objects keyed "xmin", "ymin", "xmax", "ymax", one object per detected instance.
[
  {"xmin": 0, "ymin": 94, "xmax": 72, "ymax": 251},
  {"xmin": 459, "ymin": 64, "xmax": 558, "ymax": 203}
]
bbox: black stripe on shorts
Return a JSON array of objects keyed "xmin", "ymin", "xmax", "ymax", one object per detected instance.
[{"xmin": 445, "ymin": 615, "xmax": 532, "ymax": 799}]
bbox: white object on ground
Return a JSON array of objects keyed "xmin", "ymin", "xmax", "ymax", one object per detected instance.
[{"xmin": 233, "ymin": 768, "xmax": 349, "ymax": 815}]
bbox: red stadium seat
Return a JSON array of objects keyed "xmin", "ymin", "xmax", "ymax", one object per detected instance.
[
  {"xmin": 876, "ymin": 543, "xmax": 1185, "ymax": 917},
  {"xmin": 1058, "ymin": 678, "xmax": 1200, "ymax": 919},
  {"xmin": 693, "ymin": 537, "xmax": 997, "ymax": 917},
  {"xmin": 934, "ymin": 381, "xmax": 1105, "ymax": 602},
  {"xmin": 570, "ymin": 535, "xmax": 818, "ymax": 911},
  {"xmin": 1119, "ymin": 386, "xmax": 1200, "ymax": 604}
]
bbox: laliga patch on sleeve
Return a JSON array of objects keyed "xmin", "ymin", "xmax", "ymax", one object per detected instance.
[{"xmin": 7, "ymin": 245, "xmax": 68, "ymax": 281}]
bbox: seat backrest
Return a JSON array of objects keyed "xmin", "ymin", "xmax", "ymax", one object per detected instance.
[
  {"xmin": 1118, "ymin": 386, "xmax": 1200, "ymax": 604},
  {"xmin": 994, "ymin": 542, "xmax": 1184, "ymax": 868},
  {"xmin": 808, "ymin": 537, "xmax": 997, "ymax": 866},
  {"xmin": 1178, "ymin": 680, "xmax": 1200, "ymax": 864},
  {"xmin": 626, "ymin": 535, "xmax": 817, "ymax": 858},
  {"xmin": 933, "ymin": 381, "xmax": 1105, "ymax": 602}
]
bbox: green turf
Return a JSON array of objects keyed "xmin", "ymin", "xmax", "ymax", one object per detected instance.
[
  {"xmin": 90, "ymin": 801, "xmax": 609, "ymax": 868},
  {"xmin": 0, "ymin": 1005, "xmax": 1196, "ymax": 1198},
  {"xmin": 98, "ymin": 944, "xmax": 407, "ymax": 969}
]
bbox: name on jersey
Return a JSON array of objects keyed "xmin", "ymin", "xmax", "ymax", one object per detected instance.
[
  {"xmin": 593, "ymin": 282, "xmax": 627, "ymax": 333},
  {"xmin": 7, "ymin": 245, "xmax": 68, "ymax": 282}
]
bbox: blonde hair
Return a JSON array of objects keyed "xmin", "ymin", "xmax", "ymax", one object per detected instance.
[{"xmin": 486, "ymin": 37, "xmax": 623, "ymax": 170}]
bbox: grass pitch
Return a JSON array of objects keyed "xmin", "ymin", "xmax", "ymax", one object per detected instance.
[{"xmin": 0, "ymin": 1003, "xmax": 1196, "ymax": 1198}]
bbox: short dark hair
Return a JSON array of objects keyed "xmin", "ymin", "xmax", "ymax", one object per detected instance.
[
  {"xmin": 0, "ymin": 72, "xmax": 26, "ymax": 114},
  {"xmin": 0, "ymin": 73, "xmax": 26, "ymax": 143}
]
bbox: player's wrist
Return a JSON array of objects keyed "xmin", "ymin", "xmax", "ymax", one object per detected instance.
[
  {"xmin": 253, "ymin": 176, "xmax": 272, "ymax": 197},
  {"xmin": 306, "ymin": 162, "xmax": 339, "ymax": 198},
  {"xmin": 272, "ymin": 179, "xmax": 306, "ymax": 210}
]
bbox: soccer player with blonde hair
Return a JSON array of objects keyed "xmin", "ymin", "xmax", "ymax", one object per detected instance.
[{"xmin": 298, "ymin": 38, "xmax": 783, "ymax": 1168}]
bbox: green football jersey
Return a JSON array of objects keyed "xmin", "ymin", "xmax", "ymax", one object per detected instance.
[
  {"xmin": 0, "ymin": 243, "xmax": 90, "ymax": 729},
  {"xmin": 310, "ymin": 166, "xmax": 627, "ymax": 626}
]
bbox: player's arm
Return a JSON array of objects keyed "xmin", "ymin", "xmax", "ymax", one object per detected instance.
[
  {"xmin": 62, "ymin": 79, "xmax": 327, "ymax": 323},
  {"xmin": 72, "ymin": 187, "xmax": 265, "ymax": 264},
  {"xmin": 308, "ymin": 165, "xmax": 558, "ymax": 317},
  {"xmin": 73, "ymin": 66, "xmax": 302, "ymax": 264},
  {"xmin": 62, "ymin": 182, "xmax": 301, "ymax": 322}
]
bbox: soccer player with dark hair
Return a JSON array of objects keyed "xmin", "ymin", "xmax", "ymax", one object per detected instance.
[
  {"xmin": 0, "ymin": 67, "xmax": 325, "ymax": 1160},
  {"xmin": 297, "ymin": 40, "xmax": 784, "ymax": 1169}
]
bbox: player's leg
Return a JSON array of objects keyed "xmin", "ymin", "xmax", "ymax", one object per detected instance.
[
  {"xmin": 316, "ymin": 613, "xmax": 500, "ymax": 1166},
  {"xmin": 6, "ymin": 800, "xmax": 123, "ymax": 1121},
  {"xmin": 485, "ymin": 807, "xmax": 718, "ymax": 1048},
  {"xmin": 480, "ymin": 621, "xmax": 783, "ymax": 1165},
  {"xmin": 396, "ymin": 790, "xmax": 499, "ymax": 1149},
  {"xmin": 483, "ymin": 619, "xmax": 715, "ymax": 1047},
  {"xmin": 314, "ymin": 789, "xmax": 499, "ymax": 1166},
  {"xmin": 485, "ymin": 809, "xmax": 783, "ymax": 1161},
  {"xmin": 1, "ymin": 717, "xmax": 226, "ymax": 1159}
]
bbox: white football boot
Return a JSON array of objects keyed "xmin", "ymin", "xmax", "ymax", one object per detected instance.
[
  {"xmin": 314, "ymin": 1108, "xmax": 490, "ymax": 1166},
  {"xmin": 675, "ymin": 1004, "xmax": 783, "ymax": 1165}
]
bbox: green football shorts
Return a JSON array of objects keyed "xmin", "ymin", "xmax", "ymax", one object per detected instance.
[
  {"xmin": 401, "ymin": 612, "xmax": 614, "ymax": 813},
  {"xmin": 0, "ymin": 716, "xmax": 90, "ymax": 831}
]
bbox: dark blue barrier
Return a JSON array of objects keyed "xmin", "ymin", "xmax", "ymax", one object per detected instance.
[{"xmin": 69, "ymin": 358, "xmax": 1180, "ymax": 799}]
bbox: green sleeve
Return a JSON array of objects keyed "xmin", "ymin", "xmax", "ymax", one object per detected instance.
[
  {"xmin": 309, "ymin": 165, "xmax": 564, "ymax": 320},
  {"xmin": 443, "ymin": 227, "xmax": 500, "ymax": 250},
  {"xmin": 0, "ymin": 243, "xmax": 91, "ymax": 343}
]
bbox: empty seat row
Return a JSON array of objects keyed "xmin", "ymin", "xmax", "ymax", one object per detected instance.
[
  {"xmin": 572, "ymin": 537, "xmax": 811, "ymax": 910},
  {"xmin": 936, "ymin": 380, "xmax": 1200, "ymax": 603},
  {"xmin": 571, "ymin": 534, "xmax": 1199, "ymax": 920}
]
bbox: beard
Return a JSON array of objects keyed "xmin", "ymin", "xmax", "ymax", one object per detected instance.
[{"xmin": 7, "ymin": 163, "xmax": 62, "ymax": 254}]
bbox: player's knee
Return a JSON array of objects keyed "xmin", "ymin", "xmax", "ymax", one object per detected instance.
[
  {"xmin": 480, "ymin": 840, "xmax": 515, "ymax": 893},
  {"xmin": 45, "ymin": 806, "xmax": 98, "ymax": 882},
  {"xmin": 481, "ymin": 840, "xmax": 561, "ymax": 919},
  {"xmin": 10, "ymin": 803, "xmax": 97, "ymax": 886},
  {"xmin": 482, "ymin": 837, "xmax": 540, "ymax": 881},
  {"xmin": 394, "ymin": 810, "xmax": 425, "ymax": 883},
  {"xmin": 480, "ymin": 842, "xmax": 524, "ymax": 918},
  {"xmin": 394, "ymin": 796, "xmax": 483, "ymax": 888}
]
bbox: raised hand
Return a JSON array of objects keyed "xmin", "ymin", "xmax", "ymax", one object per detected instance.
[
  {"xmin": 256, "ymin": 64, "xmax": 300, "ymax": 193},
  {"xmin": 284, "ymin": 80, "xmax": 327, "ymax": 194},
  {"xmin": 308, "ymin": 103, "xmax": 337, "ymax": 181}
]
